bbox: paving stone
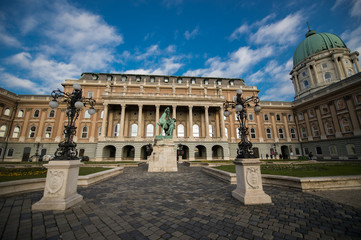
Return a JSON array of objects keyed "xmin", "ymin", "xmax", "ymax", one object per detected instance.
[{"xmin": 0, "ymin": 165, "xmax": 360, "ymax": 240}]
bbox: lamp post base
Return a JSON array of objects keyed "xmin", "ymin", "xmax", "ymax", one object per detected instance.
[
  {"xmin": 32, "ymin": 160, "xmax": 83, "ymax": 211},
  {"xmin": 232, "ymin": 158, "xmax": 272, "ymax": 205}
]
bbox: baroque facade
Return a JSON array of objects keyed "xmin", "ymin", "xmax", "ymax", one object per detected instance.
[{"xmin": 1, "ymin": 28, "xmax": 361, "ymax": 162}]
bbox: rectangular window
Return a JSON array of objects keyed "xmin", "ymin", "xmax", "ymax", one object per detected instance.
[
  {"xmin": 88, "ymin": 91, "xmax": 94, "ymax": 98},
  {"xmin": 295, "ymin": 148, "xmax": 300, "ymax": 155},
  {"xmin": 316, "ymin": 147, "xmax": 322, "ymax": 155},
  {"xmin": 7, "ymin": 148, "xmax": 14, "ymax": 157}
]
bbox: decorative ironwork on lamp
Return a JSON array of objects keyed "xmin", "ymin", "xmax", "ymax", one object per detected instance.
[
  {"xmin": 223, "ymin": 89, "xmax": 261, "ymax": 159},
  {"xmin": 49, "ymin": 84, "xmax": 96, "ymax": 160}
]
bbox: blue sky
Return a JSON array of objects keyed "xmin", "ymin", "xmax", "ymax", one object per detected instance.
[{"xmin": 0, "ymin": 0, "xmax": 360, "ymax": 101}]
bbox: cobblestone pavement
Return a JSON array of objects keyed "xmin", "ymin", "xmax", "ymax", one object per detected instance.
[{"xmin": 1, "ymin": 165, "xmax": 361, "ymax": 240}]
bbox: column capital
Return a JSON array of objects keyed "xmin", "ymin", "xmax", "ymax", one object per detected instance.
[
  {"xmin": 155, "ymin": 104, "xmax": 160, "ymax": 108},
  {"xmin": 204, "ymin": 106, "xmax": 209, "ymax": 110},
  {"xmin": 188, "ymin": 105, "xmax": 193, "ymax": 109},
  {"xmin": 138, "ymin": 104, "xmax": 143, "ymax": 108},
  {"xmin": 121, "ymin": 103, "xmax": 126, "ymax": 108}
]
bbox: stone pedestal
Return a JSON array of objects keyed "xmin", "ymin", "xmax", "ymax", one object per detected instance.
[
  {"xmin": 232, "ymin": 158, "xmax": 272, "ymax": 205},
  {"xmin": 148, "ymin": 138, "xmax": 177, "ymax": 172},
  {"xmin": 32, "ymin": 160, "xmax": 83, "ymax": 211}
]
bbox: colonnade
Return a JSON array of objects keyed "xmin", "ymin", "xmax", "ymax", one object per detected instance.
[{"xmin": 99, "ymin": 103, "xmax": 227, "ymax": 140}]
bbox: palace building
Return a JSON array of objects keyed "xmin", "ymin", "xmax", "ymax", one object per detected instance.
[{"xmin": 1, "ymin": 28, "xmax": 361, "ymax": 162}]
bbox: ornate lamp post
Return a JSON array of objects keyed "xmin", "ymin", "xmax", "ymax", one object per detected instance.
[
  {"xmin": 223, "ymin": 89, "xmax": 261, "ymax": 159},
  {"xmin": 33, "ymin": 83, "xmax": 96, "ymax": 211},
  {"xmin": 223, "ymin": 88, "xmax": 272, "ymax": 205},
  {"xmin": 49, "ymin": 84, "xmax": 96, "ymax": 160}
]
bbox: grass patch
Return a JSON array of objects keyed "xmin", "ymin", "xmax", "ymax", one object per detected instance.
[
  {"xmin": 0, "ymin": 161, "xmax": 49, "ymax": 164},
  {"xmin": 214, "ymin": 163, "xmax": 361, "ymax": 177},
  {"xmin": 84, "ymin": 161, "xmax": 137, "ymax": 164},
  {"xmin": 0, "ymin": 167, "xmax": 108, "ymax": 182}
]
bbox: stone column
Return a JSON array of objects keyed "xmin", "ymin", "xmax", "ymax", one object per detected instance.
[
  {"xmin": 270, "ymin": 113, "xmax": 278, "ymax": 142},
  {"xmin": 107, "ymin": 106, "xmax": 114, "ymax": 137},
  {"xmin": 188, "ymin": 105, "xmax": 193, "ymax": 139},
  {"xmin": 205, "ymin": 106, "xmax": 210, "ymax": 139},
  {"xmin": 118, "ymin": 104, "xmax": 126, "ymax": 139},
  {"xmin": 351, "ymin": 56, "xmax": 361, "ymax": 72},
  {"xmin": 220, "ymin": 105, "xmax": 227, "ymax": 140},
  {"xmin": 100, "ymin": 103, "xmax": 108, "ymax": 140},
  {"xmin": 155, "ymin": 105, "xmax": 160, "ymax": 136},
  {"xmin": 332, "ymin": 55, "xmax": 342, "ymax": 80},
  {"xmin": 282, "ymin": 113, "xmax": 291, "ymax": 141},
  {"xmin": 303, "ymin": 111, "xmax": 313, "ymax": 141},
  {"xmin": 137, "ymin": 104, "xmax": 143, "ymax": 138},
  {"xmin": 345, "ymin": 96, "xmax": 361, "ymax": 136},
  {"xmin": 329, "ymin": 102, "xmax": 342, "ymax": 138},
  {"xmin": 307, "ymin": 65, "xmax": 316, "ymax": 87},
  {"xmin": 315, "ymin": 107, "xmax": 326, "ymax": 139},
  {"xmin": 311, "ymin": 64, "xmax": 319, "ymax": 83},
  {"xmin": 256, "ymin": 112, "xmax": 264, "ymax": 142},
  {"xmin": 340, "ymin": 57, "xmax": 348, "ymax": 78},
  {"xmin": 35, "ymin": 109, "xmax": 48, "ymax": 142},
  {"xmin": 172, "ymin": 105, "xmax": 177, "ymax": 139}
]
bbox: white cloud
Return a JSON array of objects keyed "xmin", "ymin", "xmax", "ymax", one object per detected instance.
[
  {"xmin": 0, "ymin": 72, "xmax": 47, "ymax": 94},
  {"xmin": 350, "ymin": 0, "xmax": 361, "ymax": 17},
  {"xmin": 124, "ymin": 57, "xmax": 183, "ymax": 75},
  {"xmin": 162, "ymin": 0, "xmax": 183, "ymax": 8},
  {"xmin": 184, "ymin": 45, "xmax": 274, "ymax": 78},
  {"xmin": 342, "ymin": 25, "xmax": 361, "ymax": 54},
  {"xmin": 229, "ymin": 24, "xmax": 249, "ymax": 41},
  {"xmin": 135, "ymin": 45, "xmax": 160, "ymax": 60},
  {"xmin": 0, "ymin": 0, "xmax": 124, "ymax": 94},
  {"xmin": 250, "ymin": 13, "xmax": 303, "ymax": 46},
  {"xmin": 184, "ymin": 27, "xmax": 199, "ymax": 40},
  {"xmin": 0, "ymin": 26, "xmax": 21, "ymax": 47}
]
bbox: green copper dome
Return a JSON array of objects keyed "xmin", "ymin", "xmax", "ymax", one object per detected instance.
[{"xmin": 293, "ymin": 30, "xmax": 347, "ymax": 66}]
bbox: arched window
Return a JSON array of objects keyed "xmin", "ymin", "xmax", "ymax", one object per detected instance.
[
  {"xmin": 303, "ymin": 80, "xmax": 309, "ymax": 88},
  {"xmin": 346, "ymin": 144, "xmax": 356, "ymax": 155},
  {"xmin": 209, "ymin": 125, "xmax": 214, "ymax": 137},
  {"xmin": 340, "ymin": 118, "xmax": 352, "ymax": 133},
  {"xmin": 203, "ymin": 79, "xmax": 209, "ymax": 85},
  {"xmin": 236, "ymin": 127, "xmax": 240, "ymax": 139},
  {"xmin": 311, "ymin": 124, "xmax": 319, "ymax": 137},
  {"xmin": 348, "ymin": 69, "xmax": 353, "ymax": 77},
  {"xmin": 264, "ymin": 114, "xmax": 269, "ymax": 121},
  {"xmin": 248, "ymin": 113, "xmax": 254, "ymax": 121},
  {"xmin": 321, "ymin": 104, "xmax": 329, "ymax": 114},
  {"xmin": 177, "ymin": 78, "xmax": 183, "ymax": 84},
  {"xmin": 298, "ymin": 113, "xmax": 304, "ymax": 120},
  {"xmin": 177, "ymin": 124, "xmax": 185, "ymax": 137},
  {"xmin": 0, "ymin": 125, "xmax": 7, "ymax": 137},
  {"xmin": 324, "ymin": 72, "xmax": 332, "ymax": 82},
  {"xmin": 301, "ymin": 127, "xmax": 307, "ymax": 138},
  {"xmin": 225, "ymin": 128, "xmax": 228, "ymax": 138},
  {"xmin": 278, "ymin": 128, "xmax": 284, "ymax": 139},
  {"xmin": 81, "ymin": 126, "xmax": 88, "ymax": 138},
  {"xmin": 12, "ymin": 126, "xmax": 20, "ymax": 138},
  {"xmin": 229, "ymin": 80, "xmax": 234, "ymax": 86},
  {"xmin": 29, "ymin": 126, "xmax": 36, "ymax": 138},
  {"xmin": 250, "ymin": 128, "xmax": 256, "ymax": 139},
  {"xmin": 191, "ymin": 78, "xmax": 196, "ymax": 84},
  {"xmin": 146, "ymin": 124, "xmax": 154, "ymax": 137},
  {"xmin": 44, "ymin": 126, "xmax": 52, "ymax": 138},
  {"xmin": 130, "ymin": 124, "xmax": 138, "ymax": 137},
  {"xmin": 17, "ymin": 110, "xmax": 24, "ymax": 118},
  {"xmin": 4, "ymin": 108, "xmax": 11, "ymax": 116},
  {"xmin": 98, "ymin": 126, "xmax": 102, "ymax": 137},
  {"xmin": 324, "ymin": 122, "xmax": 334, "ymax": 135},
  {"xmin": 288, "ymin": 114, "xmax": 293, "ymax": 121},
  {"xmin": 48, "ymin": 110, "xmax": 55, "ymax": 118},
  {"xmin": 266, "ymin": 128, "xmax": 272, "ymax": 139},
  {"xmin": 276, "ymin": 114, "xmax": 281, "ymax": 121},
  {"xmin": 216, "ymin": 79, "xmax": 222, "ymax": 85},
  {"xmin": 290, "ymin": 128, "xmax": 297, "ymax": 139},
  {"xmin": 114, "ymin": 123, "xmax": 120, "ymax": 136},
  {"xmin": 193, "ymin": 124, "xmax": 200, "ymax": 138},
  {"xmin": 33, "ymin": 110, "xmax": 40, "ymax": 118},
  {"xmin": 84, "ymin": 110, "xmax": 90, "ymax": 119},
  {"xmin": 100, "ymin": 110, "xmax": 104, "ymax": 119}
]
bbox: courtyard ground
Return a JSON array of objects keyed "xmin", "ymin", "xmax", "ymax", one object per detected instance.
[{"xmin": 0, "ymin": 164, "xmax": 360, "ymax": 240}]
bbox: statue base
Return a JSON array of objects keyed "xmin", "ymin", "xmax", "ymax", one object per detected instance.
[
  {"xmin": 32, "ymin": 160, "xmax": 83, "ymax": 211},
  {"xmin": 232, "ymin": 158, "xmax": 272, "ymax": 205},
  {"xmin": 148, "ymin": 138, "xmax": 177, "ymax": 172}
]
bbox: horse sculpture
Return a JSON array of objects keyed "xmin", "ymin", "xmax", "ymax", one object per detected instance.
[{"xmin": 157, "ymin": 107, "xmax": 176, "ymax": 136}]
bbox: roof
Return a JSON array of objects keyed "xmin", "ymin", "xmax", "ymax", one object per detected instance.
[{"xmin": 293, "ymin": 29, "xmax": 347, "ymax": 66}]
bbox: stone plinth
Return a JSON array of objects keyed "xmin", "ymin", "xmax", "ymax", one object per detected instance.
[
  {"xmin": 32, "ymin": 160, "xmax": 83, "ymax": 211},
  {"xmin": 232, "ymin": 158, "xmax": 272, "ymax": 205},
  {"xmin": 148, "ymin": 138, "xmax": 177, "ymax": 172}
]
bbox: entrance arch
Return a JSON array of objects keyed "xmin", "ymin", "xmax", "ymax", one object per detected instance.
[
  {"xmin": 177, "ymin": 144, "xmax": 189, "ymax": 160},
  {"xmin": 103, "ymin": 145, "xmax": 116, "ymax": 160},
  {"xmin": 212, "ymin": 145, "xmax": 224, "ymax": 160},
  {"xmin": 281, "ymin": 145, "xmax": 289, "ymax": 159},
  {"xmin": 122, "ymin": 145, "xmax": 135, "ymax": 160},
  {"xmin": 195, "ymin": 145, "xmax": 206, "ymax": 160}
]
